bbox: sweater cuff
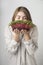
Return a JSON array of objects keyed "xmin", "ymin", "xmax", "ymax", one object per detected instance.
[
  {"xmin": 7, "ymin": 39, "xmax": 20, "ymax": 53},
  {"xmin": 22, "ymin": 38, "xmax": 32, "ymax": 45},
  {"xmin": 8, "ymin": 39, "xmax": 20, "ymax": 49},
  {"xmin": 11, "ymin": 39, "xmax": 20, "ymax": 46}
]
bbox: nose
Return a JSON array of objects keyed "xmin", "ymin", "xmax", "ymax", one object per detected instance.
[{"xmin": 20, "ymin": 17, "xmax": 23, "ymax": 20}]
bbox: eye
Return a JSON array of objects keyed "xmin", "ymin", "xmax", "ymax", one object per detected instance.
[
  {"xmin": 23, "ymin": 16, "xmax": 27, "ymax": 20},
  {"xmin": 15, "ymin": 15, "xmax": 20, "ymax": 20},
  {"xmin": 17, "ymin": 16, "xmax": 20, "ymax": 19}
]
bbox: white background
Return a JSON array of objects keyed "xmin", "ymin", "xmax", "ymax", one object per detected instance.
[{"xmin": 0, "ymin": 0, "xmax": 43, "ymax": 65}]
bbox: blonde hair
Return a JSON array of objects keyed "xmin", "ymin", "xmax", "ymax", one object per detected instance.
[{"xmin": 12, "ymin": 6, "xmax": 32, "ymax": 21}]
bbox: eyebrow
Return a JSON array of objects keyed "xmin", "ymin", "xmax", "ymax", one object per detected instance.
[
  {"xmin": 17, "ymin": 15, "xmax": 20, "ymax": 17},
  {"xmin": 17, "ymin": 15, "xmax": 27, "ymax": 17}
]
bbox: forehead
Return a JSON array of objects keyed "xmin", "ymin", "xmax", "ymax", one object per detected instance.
[{"xmin": 16, "ymin": 11, "xmax": 26, "ymax": 16}]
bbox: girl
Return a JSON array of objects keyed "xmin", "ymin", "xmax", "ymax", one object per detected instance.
[{"xmin": 5, "ymin": 6, "xmax": 38, "ymax": 65}]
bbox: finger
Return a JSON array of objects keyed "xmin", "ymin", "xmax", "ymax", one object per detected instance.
[
  {"xmin": 23, "ymin": 30, "xmax": 27, "ymax": 34},
  {"xmin": 21, "ymin": 29, "xmax": 25, "ymax": 35},
  {"xmin": 14, "ymin": 29, "xmax": 20, "ymax": 34},
  {"xmin": 16, "ymin": 29, "xmax": 20, "ymax": 33},
  {"xmin": 20, "ymin": 29, "xmax": 24, "ymax": 33},
  {"xmin": 13, "ymin": 29, "xmax": 16, "ymax": 32}
]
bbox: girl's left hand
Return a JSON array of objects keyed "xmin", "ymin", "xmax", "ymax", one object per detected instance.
[{"xmin": 21, "ymin": 30, "xmax": 31, "ymax": 41}]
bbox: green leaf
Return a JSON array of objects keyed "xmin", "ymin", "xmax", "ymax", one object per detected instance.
[{"xmin": 9, "ymin": 20, "xmax": 35, "ymax": 27}]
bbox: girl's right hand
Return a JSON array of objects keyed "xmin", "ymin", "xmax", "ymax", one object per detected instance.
[{"xmin": 12, "ymin": 29, "xmax": 20, "ymax": 42}]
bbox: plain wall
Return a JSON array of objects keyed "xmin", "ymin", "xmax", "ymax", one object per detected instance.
[{"xmin": 0, "ymin": 0, "xmax": 43, "ymax": 65}]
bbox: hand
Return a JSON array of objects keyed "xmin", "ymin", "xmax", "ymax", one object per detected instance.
[
  {"xmin": 21, "ymin": 29, "xmax": 30, "ymax": 41},
  {"xmin": 12, "ymin": 29, "xmax": 20, "ymax": 42}
]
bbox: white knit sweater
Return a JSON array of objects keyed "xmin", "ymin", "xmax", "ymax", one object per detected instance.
[{"xmin": 4, "ymin": 25, "xmax": 38, "ymax": 65}]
